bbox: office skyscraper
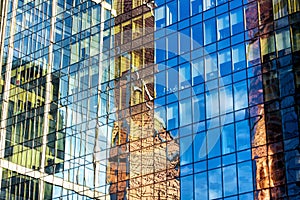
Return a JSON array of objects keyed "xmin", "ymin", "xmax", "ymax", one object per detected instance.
[{"xmin": 0, "ymin": 0, "xmax": 299, "ymax": 199}]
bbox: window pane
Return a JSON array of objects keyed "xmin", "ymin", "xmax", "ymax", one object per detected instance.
[
  {"xmin": 233, "ymin": 80, "xmax": 248, "ymax": 110},
  {"xmin": 155, "ymin": 5, "xmax": 166, "ymax": 28},
  {"xmin": 272, "ymin": 0, "xmax": 288, "ymax": 19},
  {"xmin": 179, "ymin": 0, "xmax": 190, "ymax": 20},
  {"xmin": 194, "ymin": 132, "xmax": 206, "ymax": 162},
  {"xmin": 167, "ymin": 33, "xmax": 178, "ymax": 59},
  {"xmin": 223, "ymin": 164, "xmax": 237, "ymax": 196},
  {"xmin": 179, "ymin": 63, "xmax": 191, "ymax": 89},
  {"xmin": 181, "ymin": 175, "xmax": 194, "ymax": 199},
  {"xmin": 206, "ymin": 89, "xmax": 219, "ymax": 118},
  {"xmin": 204, "ymin": 18, "xmax": 216, "ymax": 45},
  {"xmin": 238, "ymin": 161, "xmax": 253, "ymax": 193},
  {"xmin": 230, "ymin": 8, "xmax": 244, "ymax": 35},
  {"xmin": 236, "ymin": 119, "xmax": 250, "ymax": 151},
  {"xmin": 218, "ymin": 48, "xmax": 231, "ymax": 76},
  {"xmin": 204, "ymin": 0, "xmax": 216, "ymax": 11},
  {"xmin": 260, "ymin": 34, "xmax": 276, "ymax": 62},
  {"xmin": 191, "ymin": 0, "xmax": 203, "ymax": 15},
  {"xmin": 180, "ymin": 28, "xmax": 190, "ymax": 54},
  {"xmin": 167, "ymin": 102, "xmax": 178, "ymax": 130},
  {"xmin": 193, "ymin": 94, "xmax": 205, "ymax": 122},
  {"xmin": 246, "ymin": 39, "xmax": 261, "ymax": 65},
  {"xmin": 166, "ymin": 1, "xmax": 177, "ymax": 26},
  {"xmin": 180, "ymin": 98, "xmax": 192, "ymax": 126},
  {"xmin": 291, "ymin": 24, "xmax": 300, "ymax": 52},
  {"xmin": 192, "ymin": 58, "xmax": 204, "ymax": 85},
  {"xmin": 288, "ymin": 0, "xmax": 300, "ymax": 13},
  {"xmin": 217, "ymin": 13, "xmax": 230, "ymax": 40},
  {"xmin": 275, "ymin": 28, "xmax": 291, "ymax": 55},
  {"xmin": 205, "ymin": 53, "xmax": 217, "ymax": 80},
  {"xmin": 208, "ymin": 168, "xmax": 222, "ymax": 199},
  {"xmin": 191, "ymin": 23, "xmax": 203, "ymax": 50},
  {"xmin": 219, "ymin": 85, "xmax": 233, "ymax": 114},
  {"xmin": 222, "ymin": 124, "xmax": 235, "ymax": 154},
  {"xmin": 155, "ymin": 71, "xmax": 166, "ymax": 97},
  {"xmin": 155, "ymin": 37, "xmax": 166, "ymax": 63},
  {"xmin": 207, "ymin": 128, "xmax": 221, "ymax": 158},
  {"xmin": 231, "ymin": 44, "xmax": 245, "ymax": 72},
  {"xmin": 167, "ymin": 67, "xmax": 178, "ymax": 93},
  {"xmin": 180, "ymin": 136, "xmax": 193, "ymax": 165},
  {"xmin": 195, "ymin": 172, "xmax": 208, "ymax": 200}
]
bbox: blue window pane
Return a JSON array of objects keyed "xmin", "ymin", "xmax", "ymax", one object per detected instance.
[
  {"xmin": 222, "ymin": 153, "xmax": 236, "ymax": 166},
  {"xmin": 155, "ymin": 71, "xmax": 166, "ymax": 97},
  {"xmin": 179, "ymin": 63, "xmax": 191, "ymax": 89},
  {"xmin": 223, "ymin": 164, "xmax": 237, "ymax": 196},
  {"xmin": 205, "ymin": 53, "xmax": 218, "ymax": 80},
  {"xmin": 204, "ymin": 18, "xmax": 216, "ymax": 45},
  {"xmin": 180, "ymin": 28, "xmax": 191, "ymax": 54},
  {"xmin": 195, "ymin": 172, "xmax": 208, "ymax": 200},
  {"xmin": 218, "ymin": 48, "xmax": 232, "ymax": 76},
  {"xmin": 233, "ymin": 80, "xmax": 248, "ymax": 110},
  {"xmin": 236, "ymin": 119, "xmax": 250, "ymax": 151},
  {"xmin": 204, "ymin": 0, "xmax": 216, "ymax": 11},
  {"xmin": 194, "ymin": 160, "xmax": 207, "ymax": 173},
  {"xmin": 167, "ymin": 67, "xmax": 179, "ymax": 93},
  {"xmin": 191, "ymin": 23, "xmax": 203, "ymax": 49},
  {"xmin": 155, "ymin": 6, "xmax": 166, "ymax": 28},
  {"xmin": 206, "ymin": 89, "xmax": 219, "ymax": 118},
  {"xmin": 217, "ymin": 0, "xmax": 227, "ymax": 6},
  {"xmin": 167, "ymin": 102, "xmax": 179, "ymax": 130},
  {"xmin": 207, "ymin": 128, "xmax": 221, "ymax": 158},
  {"xmin": 233, "ymin": 70, "xmax": 246, "ymax": 82},
  {"xmin": 192, "ymin": 58, "xmax": 204, "ymax": 85},
  {"xmin": 194, "ymin": 132, "xmax": 207, "ymax": 162},
  {"xmin": 155, "ymin": 37, "xmax": 166, "ymax": 62},
  {"xmin": 193, "ymin": 94, "xmax": 205, "ymax": 122},
  {"xmin": 167, "ymin": 33, "xmax": 178, "ymax": 58},
  {"xmin": 239, "ymin": 192, "xmax": 254, "ymax": 199},
  {"xmin": 237, "ymin": 149, "xmax": 251, "ymax": 162},
  {"xmin": 219, "ymin": 85, "xmax": 233, "ymax": 114},
  {"xmin": 180, "ymin": 164, "xmax": 193, "ymax": 176},
  {"xmin": 217, "ymin": 13, "xmax": 230, "ymax": 40},
  {"xmin": 208, "ymin": 157, "xmax": 221, "ymax": 169},
  {"xmin": 179, "ymin": 0, "xmax": 190, "ymax": 20},
  {"xmin": 181, "ymin": 175, "xmax": 194, "ymax": 200},
  {"xmin": 166, "ymin": 1, "xmax": 177, "ymax": 26},
  {"xmin": 230, "ymin": 8, "xmax": 244, "ymax": 35},
  {"xmin": 222, "ymin": 124, "xmax": 235, "ymax": 154},
  {"xmin": 208, "ymin": 168, "xmax": 222, "ymax": 199},
  {"xmin": 180, "ymin": 136, "xmax": 193, "ymax": 165},
  {"xmin": 238, "ymin": 161, "xmax": 253, "ymax": 193},
  {"xmin": 232, "ymin": 43, "xmax": 246, "ymax": 71},
  {"xmin": 191, "ymin": 0, "xmax": 203, "ymax": 15},
  {"xmin": 180, "ymin": 98, "xmax": 192, "ymax": 126}
]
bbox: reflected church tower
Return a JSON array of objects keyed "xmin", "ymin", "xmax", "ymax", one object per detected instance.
[
  {"xmin": 107, "ymin": 1, "xmax": 180, "ymax": 199},
  {"xmin": 246, "ymin": 0, "xmax": 296, "ymax": 199}
]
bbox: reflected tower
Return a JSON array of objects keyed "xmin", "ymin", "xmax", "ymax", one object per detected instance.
[{"xmin": 107, "ymin": 1, "xmax": 180, "ymax": 199}]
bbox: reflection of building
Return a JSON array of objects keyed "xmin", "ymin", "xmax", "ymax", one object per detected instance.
[
  {"xmin": 0, "ymin": 59, "xmax": 66, "ymax": 198},
  {"xmin": 107, "ymin": 1, "xmax": 180, "ymax": 199},
  {"xmin": 246, "ymin": 0, "xmax": 300, "ymax": 199},
  {"xmin": 0, "ymin": 0, "xmax": 299, "ymax": 200}
]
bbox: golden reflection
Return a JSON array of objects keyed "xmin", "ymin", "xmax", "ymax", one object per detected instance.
[
  {"xmin": 107, "ymin": 2, "xmax": 180, "ymax": 199},
  {"xmin": 248, "ymin": 1, "xmax": 287, "ymax": 199}
]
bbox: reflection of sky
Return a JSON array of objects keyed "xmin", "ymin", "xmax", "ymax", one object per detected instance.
[{"xmin": 181, "ymin": 175, "xmax": 194, "ymax": 200}]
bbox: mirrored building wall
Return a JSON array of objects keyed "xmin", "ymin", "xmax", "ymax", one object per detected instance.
[{"xmin": 0, "ymin": 0, "xmax": 299, "ymax": 200}]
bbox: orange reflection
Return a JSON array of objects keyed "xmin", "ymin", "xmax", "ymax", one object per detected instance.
[{"xmin": 107, "ymin": 2, "xmax": 180, "ymax": 199}]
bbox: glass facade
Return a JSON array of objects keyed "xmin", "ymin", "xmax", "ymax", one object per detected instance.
[{"xmin": 0, "ymin": 0, "xmax": 299, "ymax": 199}]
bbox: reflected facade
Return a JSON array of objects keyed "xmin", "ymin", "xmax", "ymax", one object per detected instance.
[{"xmin": 0, "ymin": 0, "xmax": 299, "ymax": 199}]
